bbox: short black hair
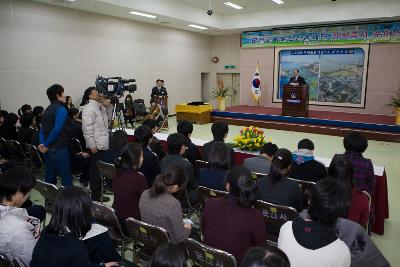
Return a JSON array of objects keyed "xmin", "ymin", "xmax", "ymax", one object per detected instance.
[
  {"xmin": 208, "ymin": 141, "xmax": 231, "ymax": 169},
  {"xmin": 81, "ymin": 86, "xmax": 96, "ymax": 106},
  {"xmin": 298, "ymin": 139, "xmax": 314, "ymax": 150},
  {"xmin": 294, "ymin": 68, "xmax": 299, "ymax": 72},
  {"xmin": 18, "ymin": 104, "xmax": 32, "ymax": 116},
  {"xmin": 260, "ymin": 142, "xmax": 278, "ymax": 157},
  {"xmin": 46, "ymin": 186, "xmax": 92, "ymax": 238},
  {"xmin": 177, "ymin": 120, "xmax": 193, "ymax": 137},
  {"xmin": 148, "ymin": 242, "xmax": 186, "ymax": 267},
  {"xmin": 4, "ymin": 113, "xmax": 18, "ymax": 127},
  {"xmin": 167, "ymin": 133, "xmax": 185, "ymax": 155},
  {"xmin": 0, "ymin": 110, "xmax": 9, "ymax": 119},
  {"xmin": 211, "ymin": 121, "xmax": 229, "ymax": 141},
  {"xmin": 308, "ymin": 177, "xmax": 348, "ymax": 225},
  {"xmin": 156, "ymin": 79, "xmax": 162, "ymax": 83},
  {"xmin": 68, "ymin": 107, "xmax": 80, "ymax": 119},
  {"xmin": 115, "ymin": 143, "xmax": 142, "ymax": 170},
  {"xmin": 142, "ymin": 119, "xmax": 158, "ymax": 130},
  {"xmin": 110, "ymin": 130, "xmax": 128, "ymax": 151},
  {"xmin": 20, "ymin": 112, "xmax": 35, "ymax": 128},
  {"xmin": 241, "ymin": 246, "xmax": 290, "ymax": 267},
  {"xmin": 0, "ymin": 166, "xmax": 36, "ymax": 202},
  {"xmin": 46, "ymin": 84, "xmax": 64, "ymax": 102},
  {"xmin": 134, "ymin": 125, "xmax": 153, "ymax": 146},
  {"xmin": 32, "ymin": 106, "xmax": 44, "ymax": 117},
  {"xmin": 343, "ymin": 132, "xmax": 368, "ymax": 153}
]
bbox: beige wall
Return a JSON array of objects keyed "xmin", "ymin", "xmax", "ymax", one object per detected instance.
[
  {"xmin": 240, "ymin": 43, "xmax": 400, "ymax": 115},
  {"xmin": 0, "ymin": 0, "xmax": 211, "ymax": 113}
]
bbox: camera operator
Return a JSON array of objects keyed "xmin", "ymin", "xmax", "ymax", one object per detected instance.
[{"xmin": 81, "ymin": 87, "xmax": 112, "ymax": 202}]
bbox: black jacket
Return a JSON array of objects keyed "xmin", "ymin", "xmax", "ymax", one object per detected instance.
[
  {"xmin": 288, "ymin": 160, "xmax": 327, "ymax": 183},
  {"xmin": 139, "ymin": 146, "xmax": 161, "ymax": 186},
  {"xmin": 30, "ymin": 231, "xmax": 97, "ymax": 267},
  {"xmin": 183, "ymin": 138, "xmax": 201, "ymax": 163},
  {"xmin": 289, "ymin": 75, "xmax": 306, "ymax": 85},
  {"xmin": 202, "ymin": 140, "xmax": 235, "ymax": 166},
  {"xmin": 151, "ymin": 86, "xmax": 168, "ymax": 99},
  {"xmin": 17, "ymin": 127, "xmax": 37, "ymax": 145}
]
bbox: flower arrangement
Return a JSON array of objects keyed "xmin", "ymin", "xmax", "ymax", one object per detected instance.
[
  {"xmin": 233, "ymin": 126, "xmax": 271, "ymax": 151},
  {"xmin": 210, "ymin": 78, "xmax": 232, "ymax": 98}
]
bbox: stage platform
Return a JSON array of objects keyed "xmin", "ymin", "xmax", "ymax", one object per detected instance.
[{"xmin": 211, "ymin": 105, "xmax": 400, "ymax": 143}]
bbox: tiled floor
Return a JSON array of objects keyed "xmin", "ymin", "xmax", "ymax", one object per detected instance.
[{"xmin": 31, "ymin": 117, "xmax": 400, "ymax": 265}]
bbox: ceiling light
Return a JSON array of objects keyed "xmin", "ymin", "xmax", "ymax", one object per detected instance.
[
  {"xmin": 188, "ymin": 24, "xmax": 208, "ymax": 30},
  {"xmin": 272, "ymin": 0, "xmax": 284, "ymax": 4},
  {"xmin": 129, "ymin": 11, "xmax": 156, "ymax": 19},
  {"xmin": 224, "ymin": 2, "xmax": 243, "ymax": 9}
]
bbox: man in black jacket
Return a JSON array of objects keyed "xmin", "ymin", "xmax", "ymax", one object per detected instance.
[
  {"xmin": 289, "ymin": 69, "xmax": 306, "ymax": 85},
  {"xmin": 202, "ymin": 121, "xmax": 235, "ymax": 165},
  {"xmin": 177, "ymin": 120, "xmax": 200, "ymax": 163},
  {"xmin": 150, "ymin": 79, "xmax": 168, "ymax": 99}
]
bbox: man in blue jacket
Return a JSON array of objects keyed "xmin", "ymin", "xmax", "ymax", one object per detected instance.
[{"xmin": 38, "ymin": 84, "xmax": 72, "ymax": 186}]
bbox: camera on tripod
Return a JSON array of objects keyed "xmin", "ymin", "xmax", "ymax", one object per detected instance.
[{"xmin": 95, "ymin": 75, "xmax": 137, "ymax": 97}]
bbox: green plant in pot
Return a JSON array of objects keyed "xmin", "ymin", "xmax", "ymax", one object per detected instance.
[
  {"xmin": 387, "ymin": 85, "xmax": 400, "ymax": 125},
  {"xmin": 210, "ymin": 79, "xmax": 232, "ymax": 111}
]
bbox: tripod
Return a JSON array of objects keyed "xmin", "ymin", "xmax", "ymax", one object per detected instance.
[{"xmin": 110, "ymin": 102, "xmax": 126, "ymax": 131}]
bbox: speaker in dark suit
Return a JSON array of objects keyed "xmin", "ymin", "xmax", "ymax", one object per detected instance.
[
  {"xmin": 151, "ymin": 79, "xmax": 168, "ymax": 99},
  {"xmin": 289, "ymin": 69, "xmax": 306, "ymax": 85}
]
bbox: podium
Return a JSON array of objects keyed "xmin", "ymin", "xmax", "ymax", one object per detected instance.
[
  {"xmin": 156, "ymin": 95, "xmax": 169, "ymax": 129},
  {"xmin": 282, "ymin": 84, "xmax": 309, "ymax": 117}
]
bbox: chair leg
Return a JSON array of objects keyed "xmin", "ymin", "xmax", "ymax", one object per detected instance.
[
  {"xmin": 100, "ymin": 180, "xmax": 104, "ymax": 204},
  {"xmin": 121, "ymin": 241, "xmax": 126, "ymax": 259}
]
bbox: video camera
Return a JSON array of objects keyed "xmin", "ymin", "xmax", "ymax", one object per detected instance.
[{"xmin": 95, "ymin": 75, "xmax": 137, "ymax": 97}]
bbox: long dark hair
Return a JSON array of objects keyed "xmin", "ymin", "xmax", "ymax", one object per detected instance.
[
  {"xmin": 115, "ymin": 143, "xmax": 142, "ymax": 170},
  {"xmin": 328, "ymin": 154, "xmax": 353, "ymax": 204},
  {"xmin": 18, "ymin": 104, "xmax": 32, "ymax": 116},
  {"xmin": 208, "ymin": 141, "xmax": 231, "ymax": 170},
  {"xmin": 269, "ymin": 149, "xmax": 292, "ymax": 184},
  {"xmin": 80, "ymin": 87, "xmax": 96, "ymax": 106},
  {"xmin": 150, "ymin": 165, "xmax": 186, "ymax": 198},
  {"xmin": 46, "ymin": 186, "xmax": 92, "ymax": 238},
  {"xmin": 226, "ymin": 166, "xmax": 257, "ymax": 208}
]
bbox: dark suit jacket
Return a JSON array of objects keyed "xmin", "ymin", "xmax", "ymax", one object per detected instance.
[
  {"xmin": 160, "ymin": 154, "xmax": 197, "ymax": 190},
  {"xmin": 289, "ymin": 75, "xmax": 306, "ymax": 85},
  {"xmin": 139, "ymin": 146, "xmax": 161, "ymax": 186},
  {"xmin": 183, "ymin": 138, "xmax": 201, "ymax": 163},
  {"xmin": 202, "ymin": 140, "xmax": 235, "ymax": 166},
  {"xmin": 151, "ymin": 86, "xmax": 168, "ymax": 99}
]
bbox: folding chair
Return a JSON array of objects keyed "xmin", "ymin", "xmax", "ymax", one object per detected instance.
[
  {"xmin": 194, "ymin": 160, "xmax": 209, "ymax": 179},
  {"xmin": 0, "ymin": 137, "xmax": 11, "ymax": 159},
  {"xmin": 34, "ymin": 180, "xmax": 60, "ymax": 225},
  {"xmin": 255, "ymin": 200, "xmax": 298, "ymax": 245},
  {"xmin": 6, "ymin": 139, "xmax": 30, "ymax": 166},
  {"xmin": 185, "ymin": 238, "xmax": 237, "ymax": 267},
  {"xmin": 0, "ymin": 254, "xmax": 13, "ymax": 267},
  {"xmin": 96, "ymin": 160, "xmax": 116, "ymax": 204},
  {"xmin": 133, "ymin": 101, "xmax": 147, "ymax": 126},
  {"xmin": 70, "ymin": 138, "xmax": 83, "ymax": 153},
  {"xmin": 25, "ymin": 144, "xmax": 44, "ymax": 176},
  {"xmin": 251, "ymin": 172, "xmax": 267, "ymax": 180},
  {"xmin": 287, "ymin": 177, "xmax": 316, "ymax": 209},
  {"xmin": 197, "ymin": 186, "xmax": 228, "ymax": 208},
  {"xmin": 13, "ymin": 257, "xmax": 27, "ymax": 267},
  {"xmin": 91, "ymin": 201, "xmax": 132, "ymax": 259},
  {"xmin": 125, "ymin": 217, "xmax": 169, "ymax": 263}
]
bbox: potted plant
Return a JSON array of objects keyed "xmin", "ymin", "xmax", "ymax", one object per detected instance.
[
  {"xmin": 387, "ymin": 85, "xmax": 400, "ymax": 125},
  {"xmin": 210, "ymin": 79, "xmax": 231, "ymax": 111}
]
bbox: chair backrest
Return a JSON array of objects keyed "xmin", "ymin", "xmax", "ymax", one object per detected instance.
[
  {"xmin": 287, "ymin": 177, "xmax": 316, "ymax": 209},
  {"xmin": 70, "ymin": 138, "xmax": 83, "ymax": 153},
  {"xmin": 185, "ymin": 238, "xmax": 237, "ymax": 267},
  {"xmin": 197, "ymin": 186, "xmax": 228, "ymax": 208},
  {"xmin": 0, "ymin": 254, "xmax": 13, "ymax": 267},
  {"xmin": 91, "ymin": 201, "xmax": 123, "ymax": 232},
  {"xmin": 252, "ymin": 172, "xmax": 267, "ymax": 180},
  {"xmin": 194, "ymin": 160, "xmax": 209, "ymax": 178},
  {"xmin": 6, "ymin": 140, "xmax": 28, "ymax": 161},
  {"xmin": 133, "ymin": 99, "xmax": 144, "ymax": 104},
  {"xmin": 13, "ymin": 257, "xmax": 27, "ymax": 267},
  {"xmin": 133, "ymin": 102, "xmax": 147, "ymax": 115},
  {"xmin": 0, "ymin": 138, "xmax": 11, "ymax": 159},
  {"xmin": 25, "ymin": 144, "xmax": 44, "ymax": 169},
  {"xmin": 96, "ymin": 160, "xmax": 116, "ymax": 181},
  {"xmin": 35, "ymin": 180, "xmax": 59, "ymax": 203},
  {"xmin": 255, "ymin": 200, "xmax": 298, "ymax": 243}
]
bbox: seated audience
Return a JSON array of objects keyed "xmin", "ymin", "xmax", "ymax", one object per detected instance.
[
  {"xmin": 177, "ymin": 120, "xmax": 200, "ymax": 163},
  {"xmin": 31, "ymin": 186, "xmax": 121, "ymax": 267},
  {"xmin": 0, "ymin": 110, "xmax": 8, "ymax": 127},
  {"xmin": 328, "ymin": 154, "xmax": 369, "ymax": 228},
  {"xmin": 113, "ymin": 143, "xmax": 148, "ymax": 230},
  {"xmin": 18, "ymin": 112, "xmax": 37, "ymax": 144},
  {"xmin": 278, "ymin": 177, "xmax": 351, "ymax": 267},
  {"xmin": 145, "ymin": 98, "xmax": 164, "ymax": 126},
  {"xmin": 99, "ymin": 130, "xmax": 127, "ymax": 164},
  {"xmin": 123, "ymin": 94, "xmax": 134, "ymax": 128},
  {"xmin": 160, "ymin": 133, "xmax": 197, "ymax": 203},
  {"xmin": 243, "ymin": 142, "xmax": 278, "ymax": 174},
  {"xmin": 65, "ymin": 96, "xmax": 75, "ymax": 109},
  {"xmin": 139, "ymin": 165, "xmax": 192, "ymax": 244},
  {"xmin": 0, "ymin": 113, "xmax": 18, "ymax": 140},
  {"xmin": 199, "ymin": 141, "xmax": 231, "ymax": 191},
  {"xmin": 18, "ymin": 104, "xmax": 32, "ymax": 116},
  {"xmin": 202, "ymin": 166, "xmax": 265, "ymax": 262},
  {"xmin": 135, "ymin": 125, "xmax": 160, "ymax": 186},
  {"xmin": 241, "ymin": 246, "xmax": 290, "ymax": 267},
  {"xmin": 142, "ymin": 119, "xmax": 166, "ymax": 160},
  {"xmin": 202, "ymin": 121, "xmax": 235, "ymax": 164},
  {"xmin": 256, "ymin": 148, "xmax": 303, "ymax": 212},
  {"xmin": 147, "ymin": 243, "xmax": 187, "ymax": 267},
  {"xmin": 69, "ymin": 107, "xmax": 86, "ymax": 149},
  {"xmin": 0, "ymin": 166, "xmax": 42, "ymax": 266},
  {"xmin": 32, "ymin": 106, "xmax": 44, "ymax": 129},
  {"xmin": 336, "ymin": 218, "xmax": 390, "ymax": 267},
  {"xmin": 289, "ymin": 138, "xmax": 327, "ymax": 182}
]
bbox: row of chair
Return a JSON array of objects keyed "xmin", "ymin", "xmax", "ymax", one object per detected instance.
[{"xmin": 0, "ymin": 254, "xmax": 26, "ymax": 267}]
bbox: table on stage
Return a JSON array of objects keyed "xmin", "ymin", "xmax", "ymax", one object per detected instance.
[
  {"xmin": 175, "ymin": 103, "xmax": 212, "ymax": 125},
  {"xmin": 125, "ymin": 129, "xmax": 389, "ymax": 235}
]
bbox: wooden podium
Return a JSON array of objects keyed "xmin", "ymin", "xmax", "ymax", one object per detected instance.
[
  {"xmin": 156, "ymin": 95, "xmax": 169, "ymax": 129},
  {"xmin": 282, "ymin": 84, "xmax": 309, "ymax": 117}
]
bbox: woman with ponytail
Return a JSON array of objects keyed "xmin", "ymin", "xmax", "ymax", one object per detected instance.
[
  {"xmin": 256, "ymin": 148, "xmax": 303, "ymax": 212},
  {"xmin": 112, "ymin": 143, "xmax": 148, "ymax": 230},
  {"xmin": 139, "ymin": 165, "xmax": 191, "ymax": 244},
  {"xmin": 201, "ymin": 166, "xmax": 265, "ymax": 263}
]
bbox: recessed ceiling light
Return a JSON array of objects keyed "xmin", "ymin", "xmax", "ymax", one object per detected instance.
[
  {"xmin": 129, "ymin": 11, "xmax": 157, "ymax": 19},
  {"xmin": 224, "ymin": 2, "xmax": 243, "ymax": 9},
  {"xmin": 188, "ymin": 24, "xmax": 208, "ymax": 30},
  {"xmin": 272, "ymin": 0, "xmax": 284, "ymax": 4}
]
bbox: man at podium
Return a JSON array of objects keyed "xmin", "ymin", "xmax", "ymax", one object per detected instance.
[
  {"xmin": 289, "ymin": 69, "xmax": 306, "ymax": 85},
  {"xmin": 151, "ymin": 79, "xmax": 168, "ymax": 98}
]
